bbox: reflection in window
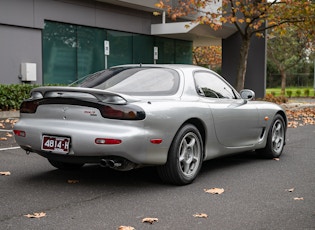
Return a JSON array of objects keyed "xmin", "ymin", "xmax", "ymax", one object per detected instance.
[
  {"xmin": 43, "ymin": 22, "xmax": 77, "ymax": 84},
  {"xmin": 81, "ymin": 67, "xmax": 180, "ymax": 96},
  {"xmin": 194, "ymin": 72, "xmax": 235, "ymax": 99},
  {"xmin": 43, "ymin": 21, "xmax": 193, "ymax": 85}
]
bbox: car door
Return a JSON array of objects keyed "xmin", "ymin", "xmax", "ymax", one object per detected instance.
[{"xmin": 194, "ymin": 71, "xmax": 261, "ymax": 148}]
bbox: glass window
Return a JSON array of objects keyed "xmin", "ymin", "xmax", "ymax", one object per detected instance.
[
  {"xmin": 77, "ymin": 26, "xmax": 106, "ymax": 79},
  {"xmin": 107, "ymin": 31, "xmax": 133, "ymax": 67},
  {"xmin": 133, "ymin": 34, "xmax": 154, "ymax": 64},
  {"xmin": 43, "ymin": 21, "xmax": 77, "ymax": 84},
  {"xmin": 194, "ymin": 71, "xmax": 236, "ymax": 99},
  {"xmin": 154, "ymin": 37, "xmax": 175, "ymax": 64},
  {"xmin": 43, "ymin": 21, "xmax": 193, "ymax": 85},
  {"xmin": 80, "ymin": 67, "xmax": 180, "ymax": 96},
  {"xmin": 175, "ymin": 40, "xmax": 193, "ymax": 64}
]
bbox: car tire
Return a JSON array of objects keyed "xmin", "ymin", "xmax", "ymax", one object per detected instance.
[
  {"xmin": 48, "ymin": 159, "xmax": 84, "ymax": 170},
  {"xmin": 157, "ymin": 124, "xmax": 203, "ymax": 185},
  {"xmin": 257, "ymin": 114, "xmax": 286, "ymax": 158}
]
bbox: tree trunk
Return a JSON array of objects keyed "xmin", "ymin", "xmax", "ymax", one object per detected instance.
[
  {"xmin": 235, "ymin": 36, "xmax": 251, "ymax": 92},
  {"xmin": 280, "ymin": 68, "xmax": 286, "ymax": 96}
]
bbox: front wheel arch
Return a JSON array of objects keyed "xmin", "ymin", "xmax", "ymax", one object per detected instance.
[{"xmin": 257, "ymin": 114, "xmax": 286, "ymax": 158}]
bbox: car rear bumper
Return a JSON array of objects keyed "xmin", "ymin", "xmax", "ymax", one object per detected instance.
[{"xmin": 14, "ymin": 118, "xmax": 169, "ymax": 165}]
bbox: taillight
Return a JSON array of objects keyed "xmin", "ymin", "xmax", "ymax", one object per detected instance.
[
  {"xmin": 14, "ymin": 130, "xmax": 26, "ymax": 137},
  {"xmin": 95, "ymin": 138, "xmax": 122, "ymax": 145},
  {"xmin": 150, "ymin": 139, "xmax": 163, "ymax": 144},
  {"xmin": 99, "ymin": 105, "xmax": 145, "ymax": 120},
  {"xmin": 20, "ymin": 100, "xmax": 39, "ymax": 113}
]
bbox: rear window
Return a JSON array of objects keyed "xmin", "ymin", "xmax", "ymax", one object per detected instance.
[{"xmin": 79, "ymin": 67, "xmax": 180, "ymax": 96}]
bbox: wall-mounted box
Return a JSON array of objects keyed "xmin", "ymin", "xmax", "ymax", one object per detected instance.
[{"xmin": 21, "ymin": 63, "xmax": 36, "ymax": 81}]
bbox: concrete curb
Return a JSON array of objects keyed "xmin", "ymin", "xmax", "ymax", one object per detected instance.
[
  {"xmin": 0, "ymin": 111, "xmax": 20, "ymax": 119},
  {"xmin": 281, "ymin": 103, "xmax": 315, "ymax": 110}
]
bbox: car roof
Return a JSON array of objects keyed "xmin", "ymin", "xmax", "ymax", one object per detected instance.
[{"xmin": 111, "ymin": 64, "xmax": 209, "ymax": 71}]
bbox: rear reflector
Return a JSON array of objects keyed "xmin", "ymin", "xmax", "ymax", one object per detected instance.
[
  {"xmin": 95, "ymin": 138, "xmax": 122, "ymax": 145},
  {"xmin": 150, "ymin": 139, "xmax": 163, "ymax": 144},
  {"xmin": 13, "ymin": 130, "xmax": 26, "ymax": 137}
]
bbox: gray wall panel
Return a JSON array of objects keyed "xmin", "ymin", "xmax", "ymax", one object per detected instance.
[
  {"xmin": 0, "ymin": 0, "xmax": 35, "ymax": 28},
  {"xmin": 95, "ymin": 7, "xmax": 152, "ymax": 34},
  {"xmin": 0, "ymin": 25, "xmax": 42, "ymax": 84},
  {"xmin": 34, "ymin": 0, "xmax": 97, "ymax": 29},
  {"xmin": 222, "ymin": 32, "xmax": 266, "ymax": 98}
]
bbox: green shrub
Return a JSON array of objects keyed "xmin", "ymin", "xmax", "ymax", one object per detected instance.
[
  {"xmin": 271, "ymin": 91, "xmax": 276, "ymax": 96},
  {"xmin": 0, "ymin": 84, "xmax": 39, "ymax": 111},
  {"xmin": 304, "ymin": 89, "xmax": 310, "ymax": 97},
  {"xmin": 295, "ymin": 90, "xmax": 301, "ymax": 97},
  {"xmin": 286, "ymin": 90, "xmax": 292, "ymax": 98}
]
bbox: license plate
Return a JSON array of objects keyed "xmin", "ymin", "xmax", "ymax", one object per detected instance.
[{"xmin": 41, "ymin": 135, "xmax": 70, "ymax": 153}]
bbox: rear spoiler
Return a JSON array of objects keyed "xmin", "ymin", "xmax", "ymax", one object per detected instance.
[{"xmin": 30, "ymin": 86, "xmax": 139, "ymax": 105}]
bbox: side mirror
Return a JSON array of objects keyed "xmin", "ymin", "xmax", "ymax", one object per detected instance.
[{"xmin": 240, "ymin": 89, "xmax": 255, "ymax": 100}]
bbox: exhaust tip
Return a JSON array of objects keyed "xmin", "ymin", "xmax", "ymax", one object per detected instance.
[
  {"xmin": 100, "ymin": 159, "xmax": 109, "ymax": 168},
  {"xmin": 100, "ymin": 158, "xmax": 136, "ymax": 171}
]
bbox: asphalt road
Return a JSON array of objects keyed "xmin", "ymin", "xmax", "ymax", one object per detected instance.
[{"xmin": 0, "ymin": 125, "xmax": 314, "ymax": 230}]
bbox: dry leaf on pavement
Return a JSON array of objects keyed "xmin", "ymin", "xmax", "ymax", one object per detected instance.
[
  {"xmin": 0, "ymin": 171, "xmax": 11, "ymax": 176},
  {"xmin": 204, "ymin": 188, "xmax": 225, "ymax": 194},
  {"xmin": 24, "ymin": 212, "xmax": 46, "ymax": 218},
  {"xmin": 273, "ymin": 158, "xmax": 280, "ymax": 161},
  {"xmin": 193, "ymin": 213, "xmax": 208, "ymax": 218},
  {"xmin": 0, "ymin": 137, "xmax": 7, "ymax": 141},
  {"xmin": 118, "ymin": 226, "xmax": 135, "ymax": 230},
  {"xmin": 293, "ymin": 197, "xmax": 304, "ymax": 201},
  {"xmin": 6, "ymin": 133, "xmax": 13, "ymax": 137},
  {"xmin": 142, "ymin": 217, "xmax": 158, "ymax": 224},
  {"xmin": 285, "ymin": 188, "xmax": 295, "ymax": 192},
  {"xmin": 286, "ymin": 107, "xmax": 315, "ymax": 128},
  {"xmin": 67, "ymin": 179, "xmax": 79, "ymax": 184}
]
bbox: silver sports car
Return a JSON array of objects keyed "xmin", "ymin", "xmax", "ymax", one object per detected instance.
[{"xmin": 14, "ymin": 64, "xmax": 287, "ymax": 185}]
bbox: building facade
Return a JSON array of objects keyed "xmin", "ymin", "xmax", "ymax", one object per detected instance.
[{"xmin": 0, "ymin": 0, "xmax": 266, "ymax": 97}]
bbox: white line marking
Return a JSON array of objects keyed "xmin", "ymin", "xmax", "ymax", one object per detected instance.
[
  {"xmin": 0, "ymin": 130, "xmax": 13, "ymax": 132},
  {"xmin": 0, "ymin": 146, "xmax": 20, "ymax": 151}
]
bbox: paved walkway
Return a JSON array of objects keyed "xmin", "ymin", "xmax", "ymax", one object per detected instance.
[{"xmin": 288, "ymin": 97, "xmax": 315, "ymax": 104}]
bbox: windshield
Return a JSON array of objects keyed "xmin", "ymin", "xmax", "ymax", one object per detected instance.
[{"xmin": 79, "ymin": 67, "xmax": 180, "ymax": 96}]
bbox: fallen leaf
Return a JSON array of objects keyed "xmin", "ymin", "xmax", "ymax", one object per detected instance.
[
  {"xmin": 293, "ymin": 197, "xmax": 304, "ymax": 201},
  {"xmin": 286, "ymin": 107, "xmax": 315, "ymax": 128},
  {"xmin": 6, "ymin": 133, "xmax": 13, "ymax": 137},
  {"xmin": 67, "ymin": 179, "xmax": 79, "ymax": 184},
  {"xmin": 204, "ymin": 188, "xmax": 224, "ymax": 195},
  {"xmin": 285, "ymin": 188, "xmax": 295, "ymax": 192},
  {"xmin": 24, "ymin": 212, "xmax": 46, "ymax": 218},
  {"xmin": 0, "ymin": 123, "xmax": 4, "ymax": 128},
  {"xmin": 0, "ymin": 171, "xmax": 11, "ymax": 176},
  {"xmin": 118, "ymin": 226, "xmax": 135, "ymax": 230},
  {"xmin": 0, "ymin": 137, "xmax": 7, "ymax": 141},
  {"xmin": 273, "ymin": 158, "xmax": 280, "ymax": 161},
  {"xmin": 142, "ymin": 217, "xmax": 158, "ymax": 224},
  {"xmin": 193, "ymin": 213, "xmax": 208, "ymax": 218},
  {"xmin": 153, "ymin": 11, "xmax": 161, "ymax": 16}
]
